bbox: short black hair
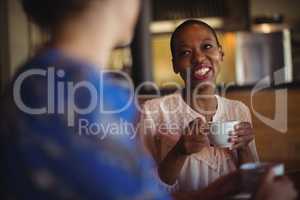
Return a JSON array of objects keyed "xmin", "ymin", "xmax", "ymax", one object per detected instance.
[
  {"xmin": 21, "ymin": 0, "xmax": 91, "ymax": 31},
  {"xmin": 170, "ymin": 19, "xmax": 220, "ymax": 58}
]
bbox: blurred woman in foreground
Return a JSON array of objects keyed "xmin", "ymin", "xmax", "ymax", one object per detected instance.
[{"xmin": 1, "ymin": 0, "xmax": 169, "ymax": 199}]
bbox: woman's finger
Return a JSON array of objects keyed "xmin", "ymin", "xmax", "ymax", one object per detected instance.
[
  {"xmin": 234, "ymin": 122, "xmax": 251, "ymax": 130},
  {"xmin": 231, "ymin": 142, "xmax": 244, "ymax": 150},
  {"xmin": 231, "ymin": 134, "xmax": 253, "ymax": 144},
  {"xmin": 230, "ymin": 128, "xmax": 253, "ymax": 136},
  {"xmin": 184, "ymin": 120, "xmax": 197, "ymax": 135}
]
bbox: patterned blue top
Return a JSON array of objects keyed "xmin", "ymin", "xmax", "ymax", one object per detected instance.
[{"xmin": 0, "ymin": 49, "xmax": 170, "ymax": 200}]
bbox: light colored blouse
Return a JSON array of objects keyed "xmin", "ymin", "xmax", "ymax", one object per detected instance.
[{"xmin": 138, "ymin": 93, "xmax": 259, "ymax": 192}]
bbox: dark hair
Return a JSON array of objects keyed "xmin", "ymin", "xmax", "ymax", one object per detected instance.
[
  {"xmin": 21, "ymin": 0, "xmax": 91, "ymax": 31},
  {"xmin": 170, "ymin": 19, "xmax": 220, "ymax": 57}
]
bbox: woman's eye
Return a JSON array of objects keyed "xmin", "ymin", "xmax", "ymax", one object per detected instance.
[
  {"xmin": 179, "ymin": 50, "xmax": 191, "ymax": 57},
  {"xmin": 203, "ymin": 44, "xmax": 213, "ymax": 49}
]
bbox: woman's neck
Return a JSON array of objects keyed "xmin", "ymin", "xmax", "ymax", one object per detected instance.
[{"xmin": 49, "ymin": 29, "xmax": 114, "ymax": 68}]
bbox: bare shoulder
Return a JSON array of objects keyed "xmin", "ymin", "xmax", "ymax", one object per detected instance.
[{"xmin": 219, "ymin": 96, "xmax": 249, "ymax": 111}]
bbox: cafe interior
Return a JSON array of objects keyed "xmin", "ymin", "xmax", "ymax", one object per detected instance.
[{"xmin": 0, "ymin": 0, "xmax": 300, "ymax": 199}]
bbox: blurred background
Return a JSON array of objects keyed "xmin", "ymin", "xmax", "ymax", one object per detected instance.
[{"xmin": 0, "ymin": 0, "xmax": 300, "ymax": 178}]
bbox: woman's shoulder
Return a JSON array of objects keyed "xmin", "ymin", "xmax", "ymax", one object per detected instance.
[
  {"xmin": 217, "ymin": 96, "xmax": 251, "ymax": 122},
  {"xmin": 218, "ymin": 96, "xmax": 249, "ymax": 111}
]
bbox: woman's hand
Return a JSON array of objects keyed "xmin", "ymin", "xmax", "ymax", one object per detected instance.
[
  {"xmin": 158, "ymin": 118, "xmax": 209, "ymax": 185},
  {"xmin": 229, "ymin": 122, "xmax": 254, "ymax": 150},
  {"xmin": 255, "ymin": 170, "xmax": 298, "ymax": 200},
  {"xmin": 175, "ymin": 118, "xmax": 210, "ymax": 155}
]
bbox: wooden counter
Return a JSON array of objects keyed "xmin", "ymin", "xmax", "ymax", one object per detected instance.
[{"xmin": 226, "ymin": 87, "xmax": 300, "ymax": 171}]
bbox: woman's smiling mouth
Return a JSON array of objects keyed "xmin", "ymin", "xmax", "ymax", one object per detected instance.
[{"xmin": 193, "ymin": 64, "xmax": 213, "ymax": 81}]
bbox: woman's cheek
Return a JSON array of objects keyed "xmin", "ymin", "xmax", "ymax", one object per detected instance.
[
  {"xmin": 211, "ymin": 53, "xmax": 222, "ymax": 76},
  {"xmin": 210, "ymin": 51, "xmax": 222, "ymax": 61},
  {"xmin": 176, "ymin": 60, "xmax": 190, "ymax": 71}
]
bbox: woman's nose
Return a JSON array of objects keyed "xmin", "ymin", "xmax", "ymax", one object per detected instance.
[{"xmin": 192, "ymin": 50, "xmax": 206, "ymax": 65}]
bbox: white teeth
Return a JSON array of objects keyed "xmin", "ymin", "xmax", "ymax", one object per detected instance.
[{"xmin": 196, "ymin": 67, "xmax": 210, "ymax": 76}]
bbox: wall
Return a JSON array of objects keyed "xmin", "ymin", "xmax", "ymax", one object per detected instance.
[
  {"xmin": 251, "ymin": 0, "xmax": 300, "ymax": 27},
  {"xmin": 251, "ymin": 0, "xmax": 300, "ymax": 81},
  {"xmin": 0, "ymin": 0, "xmax": 45, "ymax": 93},
  {"xmin": 0, "ymin": 0, "xmax": 9, "ymax": 92},
  {"xmin": 7, "ymin": 0, "xmax": 29, "ymax": 76},
  {"xmin": 227, "ymin": 87, "xmax": 300, "ymax": 171}
]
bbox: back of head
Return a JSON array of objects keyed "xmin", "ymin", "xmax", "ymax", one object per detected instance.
[
  {"xmin": 22, "ymin": 0, "xmax": 93, "ymax": 31},
  {"xmin": 22, "ymin": 0, "xmax": 140, "ymax": 46}
]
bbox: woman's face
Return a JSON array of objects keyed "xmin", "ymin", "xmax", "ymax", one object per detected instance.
[{"xmin": 172, "ymin": 24, "xmax": 223, "ymax": 88}]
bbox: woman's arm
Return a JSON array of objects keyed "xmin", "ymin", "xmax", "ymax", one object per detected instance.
[
  {"xmin": 158, "ymin": 138, "xmax": 188, "ymax": 185},
  {"xmin": 231, "ymin": 102, "xmax": 259, "ymax": 165},
  {"xmin": 237, "ymin": 141, "xmax": 258, "ymax": 165}
]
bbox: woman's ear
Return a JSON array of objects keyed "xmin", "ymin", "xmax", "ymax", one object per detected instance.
[
  {"xmin": 172, "ymin": 58, "xmax": 179, "ymax": 74},
  {"xmin": 219, "ymin": 46, "xmax": 224, "ymax": 61}
]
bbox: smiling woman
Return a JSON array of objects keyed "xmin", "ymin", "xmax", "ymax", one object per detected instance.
[{"xmin": 138, "ymin": 19, "xmax": 259, "ymax": 192}]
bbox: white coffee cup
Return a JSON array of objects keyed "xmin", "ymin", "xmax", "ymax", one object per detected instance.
[
  {"xmin": 207, "ymin": 120, "xmax": 239, "ymax": 148},
  {"xmin": 240, "ymin": 162, "xmax": 285, "ymax": 195}
]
